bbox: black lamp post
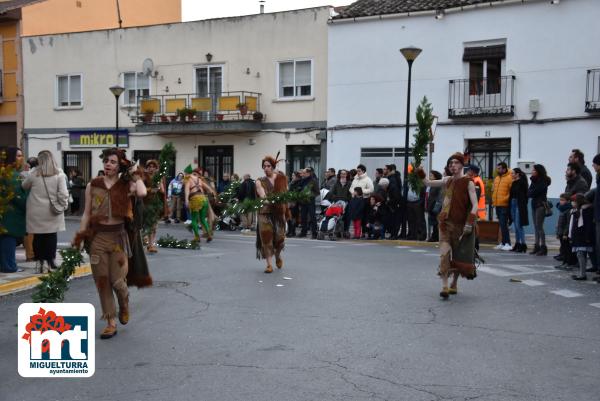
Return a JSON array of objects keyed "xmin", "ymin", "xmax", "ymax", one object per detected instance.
[
  {"xmin": 109, "ymin": 85, "xmax": 125, "ymax": 147},
  {"xmin": 399, "ymin": 46, "xmax": 422, "ymax": 238}
]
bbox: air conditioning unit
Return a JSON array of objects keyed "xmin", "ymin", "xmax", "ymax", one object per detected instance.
[{"xmin": 517, "ymin": 161, "xmax": 535, "ymax": 174}]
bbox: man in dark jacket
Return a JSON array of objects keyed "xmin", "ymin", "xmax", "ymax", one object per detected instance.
[
  {"xmin": 299, "ymin": 168, "xmax": 319, "ymax": 238},
  {"xmin": 569, "ymin": 149, "xmax": 592, "ymax": 189},
  {"xmin": 565, "ymin": 162, "xmax": 588, "ymax": 197},
  {"xmin": 237, "ymin": 174, "xmax": 256, "ymax": 231},
  {"xmin": 321, "ymin": 168, "xmax": 337, "ymax": 190},
  {"xmin": 586, "ymin": 154, "xmax": 600, "ymax": 281},
  {"xmin": 384, "ymin": 164, "xmax": 403, "ymax": 239}
]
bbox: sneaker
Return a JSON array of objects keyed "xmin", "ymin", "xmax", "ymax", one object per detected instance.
[
  {"xmin": 501, "ymin": 244, "xmax": 513, "ymax": 251},
  {"xmin": 184, "ymin": 219, "xmax": 192, "ymax": 225},
  {"xmin": 494, "ymin": 244, "xmax": 504, "ymax": 250}
]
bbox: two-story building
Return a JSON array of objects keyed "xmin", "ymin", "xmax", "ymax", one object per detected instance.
[
  {"xmin": 23, "ymin": 6, "xmax": 330, "ymax": 183},
  {"xmin": 328, "ymin": 0, "xmax": 600, "ymax": 203}
]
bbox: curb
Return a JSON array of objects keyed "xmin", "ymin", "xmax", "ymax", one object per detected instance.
[{"xmin": 0, "ymin": 264, "xmax": 92, "ymax": 297}]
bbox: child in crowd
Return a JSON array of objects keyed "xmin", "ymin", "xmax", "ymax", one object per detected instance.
[
  {"xmin": 366, "ymin": 194, "xmax": 386, "ymax": 239},
  {"xmin": 555, "ymin": 193, "xmax": 576, "ymax": 269},
  {"xmin": 568, "ymin": 194, "xmax": 595, "ymax": 280},
  {"xmin": 348, "ymin": 187, "xmax": 365, "ymax": 239}
]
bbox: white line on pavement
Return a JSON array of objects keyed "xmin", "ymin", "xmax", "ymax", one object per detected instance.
[
  {"xmin": 395, "ymin": 246, "xmax": 411, "ymax": 249},
  {"xmin": 408, "ymin": 249, "xmax": 428, "ymax": 253},
  {"xmin": 521, "ymin": 279, "xmax": 546, "ymax": 287},
  {"xmin": 590, "ymin": 303, "xmax": 600, "ymax": 309},
  {"xmin": 550, "ymin": 289, "xmax": 584, "ymax": 298},
  {"xmin": 315, "ymin": 245, "xmax": 335, "ymax": 249}
]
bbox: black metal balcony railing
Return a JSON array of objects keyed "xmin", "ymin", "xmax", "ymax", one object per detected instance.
[
  {"xmin": 448, "ymin": 75, "xmax": 515, "ymax": 118},
  {"xmin": 134, "ymin": 91, "xmax": 262, "ymax": 124},
  {"xmin": 586, "ymin": 69, "xmax": 600, "ymax": 113}
]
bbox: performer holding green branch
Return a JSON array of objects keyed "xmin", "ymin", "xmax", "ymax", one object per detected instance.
[{"xmin": 420, "ymin": 152, "xmax": 479, "ymax": 299}]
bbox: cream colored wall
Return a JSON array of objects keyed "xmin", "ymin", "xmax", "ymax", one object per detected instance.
[
  {"xmin": 27, "ymin": 130, "xmax": 321, "ymax": 179},
  {"xmin": 22, "ymin": 0, "xmax": 181, "ymax": 36},
  {"xmin": 23, "ymin": 7, "xmax": 329, "ymax": 129}
]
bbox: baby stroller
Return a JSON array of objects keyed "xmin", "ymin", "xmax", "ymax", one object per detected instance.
[{"xmin": 317, "ymin": 201, "xmax": 346, "ymax": 241}]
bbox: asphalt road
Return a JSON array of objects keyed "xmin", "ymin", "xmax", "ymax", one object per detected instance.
[{"xmin": 1, "ymin": 222, "xmax": 599, "ymax": 401}]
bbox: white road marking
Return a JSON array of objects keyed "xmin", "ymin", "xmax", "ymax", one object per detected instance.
[
  {"xmin": 315, "ymin": 245, "xmax": 335, "ymax": 249},
  {"xmin": 550, "ymin": 289, "xmax": 584, "ymax": 298},
  {"xmin": 521, "ymin": 279, "xmax": 545, "ymax": 287},
  {"xmin": 276, "ymin": 284, "xmax": 284, "ymax": 287},
  {"xmin": 409, "ymin": 249, "xmax": 428, "ymax": 253},
  {"xmin": 478, "ymin": 264, "xmax": 556, "ymax": 277},
  {"xmin": 589, "ymin": 303, "xmax": 600, "ymax": 309},
  {"xmin": 395, "ymin": 246, "xmax": 411, "ymax": 249}
]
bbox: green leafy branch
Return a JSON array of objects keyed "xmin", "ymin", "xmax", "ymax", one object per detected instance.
[
  {"xmin": 408, "ymin": 96, "xmax": 434, "ymax": 193},
  {"xmin": 32, "ymin": 248, "xmax": 84, "ymax": 303}
]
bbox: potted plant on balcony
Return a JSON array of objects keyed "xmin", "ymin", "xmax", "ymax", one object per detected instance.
[
  {"xmin": 142, "ymin": 109, "xmax": 154, "ymax": 123},
  {"xmin": 186, "ymin": 108, "xmax": 197, "ymax": 122},
  {"xmin": 216, "ymin": 113, "xmax": 224, "ymax": 121},
  {"xmin": 160, "ymin": 114, "xmax": 168, "ymax": 123},
  {"xmin": 236, "ymin": 102, "xmax": 248, "ymax": 116},
  {"xmin": 252, "ymin": 111, "xmax": 263, "ymax": 121},
  {"xmin": 169, "ymin": 114, "xmax": 178, "ymax": 122},
  {"xmin": 177, "ymin": 108, "xmax": 190, "ymax": 122}
]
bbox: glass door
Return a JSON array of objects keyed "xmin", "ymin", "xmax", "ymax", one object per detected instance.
[
  {"xmin": 199, "ymin": 146, "xmax": 233, "ymax": 185},
  {"xmin": 196, "ymin": 65, "xmax": 223, "ymax": 120}
]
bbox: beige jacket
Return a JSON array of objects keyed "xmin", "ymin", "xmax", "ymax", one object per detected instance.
[{"xmin": 22, "ymin": 168, "xmax": 69, "ymax": 234}]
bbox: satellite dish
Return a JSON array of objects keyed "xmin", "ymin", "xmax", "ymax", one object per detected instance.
[{"xmin": 142, "ymin": 58, "xmax": 154, "ymax": 76}]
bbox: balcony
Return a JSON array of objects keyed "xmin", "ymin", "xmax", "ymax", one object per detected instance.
[
  {"xmin": 134, "ymin": 91, "xmax": 263, "ymax": 133},
  {"xmin": 448, "ymin": 75, "xmax": 515, "ymax": 118},
  {"xmin": 586, "ymin": 69, "xmax": 600, "ymax": 113}
]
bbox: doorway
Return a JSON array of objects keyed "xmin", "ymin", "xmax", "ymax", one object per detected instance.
[
  {"xmin": 198, "ymin": 146, "xmax": 233, "ymax": 184},
  {"xmin": 286, "ymin": 145, "xmax": 321, "ymax": 179},
  {"xmin": 467, "ymin": 139, "xmax": 511, "ymax": 180},
  {"xmin": 63, "ymin": 151, "xmax": 92, "ymax": 183}
]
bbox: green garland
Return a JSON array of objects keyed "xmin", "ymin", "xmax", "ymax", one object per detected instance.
[
  {"xmin": 31, "ymin": 248, "xmax": 84, "ymax": 303},
  {"xmin": 221, "ymin": 187, "xmax": 312, "ymax": 217},
  {"xmin": 143, "ymin": 142, "xmax": 176, "ymax": 235},
  {"xmin": 218, "ymin": 180, "xmax": 241, "ymax": 204},
  {"xmin": 408, "ymin": 96, "xmax": 434, "ymax": 193},
  {"xmin": 157, "ymin": 234, "xmax": 200, "ymax": 250}
]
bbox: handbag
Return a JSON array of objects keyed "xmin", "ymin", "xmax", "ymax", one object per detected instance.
[
  {"xmin": 41, "ymin": 175, "xmax": 68, "ymax": 215},
  {"xmin": 543, "ymin": 200, "xmax": 553, "ymax": 217}
]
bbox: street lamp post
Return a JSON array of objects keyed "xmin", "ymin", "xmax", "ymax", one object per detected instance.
[
  {"xmin": 109, "ymin": 85, "xmax": 125, "ymax": 147},
  {"xmin": 399, "ymin": 46, "xmax": 422, "ymax": 239}
]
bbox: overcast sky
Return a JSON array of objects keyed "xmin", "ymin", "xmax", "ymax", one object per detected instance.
[{"xmin": 182, "ymin": 0, "xmax": 352, "ymax": 21}]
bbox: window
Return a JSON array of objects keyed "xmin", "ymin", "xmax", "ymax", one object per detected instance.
[
  {"xmin": 463, "ymin": 44, "xmax": 505, "ymax": 95},
  {"xmin": 56, "ymin": 74, "xmax": 82, "ymax": 107},
  {"xmin": 278, "ymin": 60, "xmax": 312, "ymax": 98},
  {"xmin": 123, "ymin": 72, "xmax": 150, "ymax": 106}
]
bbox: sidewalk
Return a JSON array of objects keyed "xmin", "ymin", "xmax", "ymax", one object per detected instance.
[{"xmin": 0, "ymin": 246, "xmax": 91, "ymax": 297}]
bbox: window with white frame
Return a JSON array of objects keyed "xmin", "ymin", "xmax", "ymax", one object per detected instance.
[
  {"xmin": 56, "ymin": 74, "xmax": 82, "ymax": 107},
  {"xmin": 463, "ymin": 44, "xmax": 505, "ymax": 95},
  {"xmin": 278, "ymin": 59, "xmax": 312, "ymax": 98},
  {"xmin": 123, "ymin": 72, "xmax": 150, "ymax": 106}
]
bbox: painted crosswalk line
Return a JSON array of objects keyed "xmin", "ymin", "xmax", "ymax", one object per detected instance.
[
  {"xmin": 589, "ymin": 303, "xmax": 600, "ymax": 309},
  {"xmin": 521, "ymin": 279, "xmax": 545, "ymax": 287},
  {"xmin": 550, "ymin": 289, "xmax": 583, "ymax": 298},
  {"xmin": 408, "ymin": 249, "xmax": 428, "ymax": 253}
]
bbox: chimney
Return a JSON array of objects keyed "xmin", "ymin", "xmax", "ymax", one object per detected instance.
[{"xmin": 259, "ymin": 1, "xmax": 265, "ymax": 14}]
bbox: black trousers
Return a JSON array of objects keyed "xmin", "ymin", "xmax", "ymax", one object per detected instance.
[
  {"xmin": 406, "ymin": 202, "xmax": 426, "ymax": 240},
  {"xmin": 300, "ymin": 202, "xmax": 317, "ymax": 235},
  {"xmin": 33, "ymin": 233, "xmax": 58, "ymax": 263}
]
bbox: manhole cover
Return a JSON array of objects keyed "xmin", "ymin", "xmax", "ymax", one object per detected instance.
[{"xmin": 152, "ymin": 281, "xmax": 190, "ymax": 288}]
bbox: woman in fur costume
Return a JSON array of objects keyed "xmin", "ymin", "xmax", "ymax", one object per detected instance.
[
  {"xmin": 72, "ymin": 148, "xmax": 147, "ymax": 339},
  {"xmin": 420, "ymin": 152, "xmax": 479, "ymax": 299},
  {"xmin": 255, "ymin": 155, "xmax": 289, "ymax": 273}
]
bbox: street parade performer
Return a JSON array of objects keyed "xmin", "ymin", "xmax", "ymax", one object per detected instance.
[
  {"xmin": 255, "ymin": 154, "xmax": 289, "ymax": 273},
  {"xmin": 143, "ymin": 159, "xmax": 167, "ymax": 253},
  {"xmin": 185, "ymin": 167, "xmax": 215, "ymax": 242},
  {"xmin": 419, "ymin": 152, "xmax": 479, "ymax": 299},
  {"xmin": 72, "ymin": 148, "xmax": 147, "ymax": 339}
]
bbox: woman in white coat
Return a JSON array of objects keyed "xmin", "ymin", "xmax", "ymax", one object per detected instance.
[{"xmin": 22, "ymin": 150, "xmax": 69, "ymax": 271}]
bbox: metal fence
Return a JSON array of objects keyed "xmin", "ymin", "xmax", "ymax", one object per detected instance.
[
  {"xmin": 448, "ymin": 75, "xmax": 515, "ymax": 118},
  {"xmin": 586, "ymin": 69, "xmax": 600, "ymax": 113}
]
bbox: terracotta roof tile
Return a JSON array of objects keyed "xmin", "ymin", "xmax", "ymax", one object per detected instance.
[{"xmin": 334, "ymin": 0, "xmax": 507, "ymax": 19}]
